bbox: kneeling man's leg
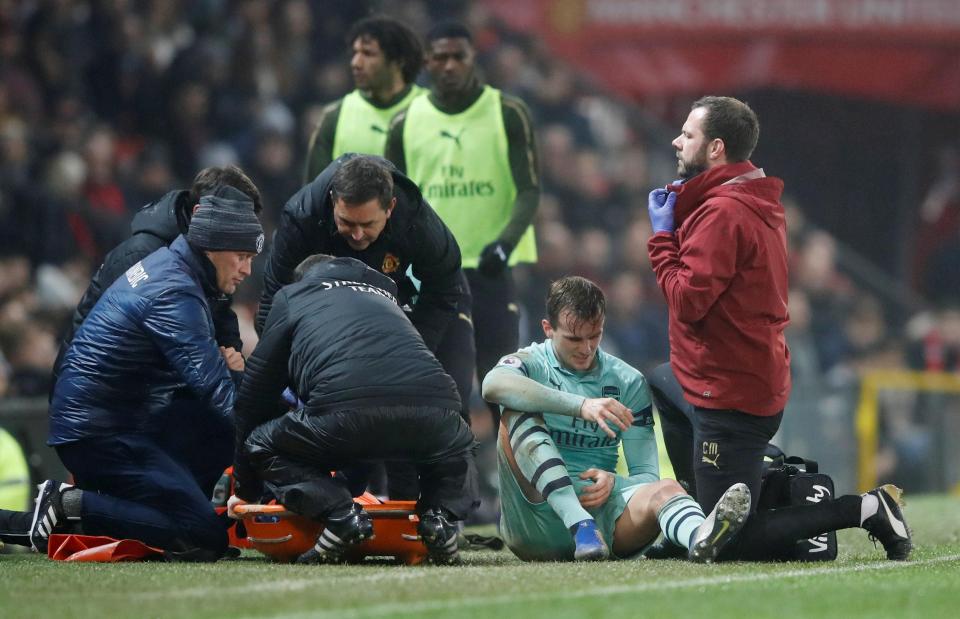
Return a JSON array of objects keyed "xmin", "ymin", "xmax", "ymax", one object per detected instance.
[
  {"xmin": 57, "ymin": 435, "xmax": 227, "ymax": 557},
  {"xmin": 244, "ymin": 410, "xmax": 373, "ymax": 564}
]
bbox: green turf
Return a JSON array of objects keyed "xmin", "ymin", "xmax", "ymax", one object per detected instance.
[{"xmin": 2, "ymin": 494, "xmax": 959, "ymax": 619}]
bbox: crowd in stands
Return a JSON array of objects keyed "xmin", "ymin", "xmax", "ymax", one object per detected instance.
[{"xmin": 2, "ymin": 0, "xmax": 958, "ymax": 498}]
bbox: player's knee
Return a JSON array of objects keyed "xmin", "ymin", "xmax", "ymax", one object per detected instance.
[{"xmin": 649, "ymin": 479, "xmax": 687, "ymax": 510}]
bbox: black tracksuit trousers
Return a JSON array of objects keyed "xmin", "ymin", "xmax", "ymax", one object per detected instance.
[
  {"xmin": 648, "ymin": 362, "xmax": 862, "ymax": 561},
  {"xmin": 244, "ymin": 405, "xmax": 476, "ymax": 520}
]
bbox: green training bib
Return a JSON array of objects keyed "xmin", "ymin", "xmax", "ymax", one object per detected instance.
[
  {"xmin": 332, "ymin": 87, "xmax": 424, "ymax": 158},
  {"xmin": 403, "ymin": 86, "xmax": 536, "ymax": 266}
]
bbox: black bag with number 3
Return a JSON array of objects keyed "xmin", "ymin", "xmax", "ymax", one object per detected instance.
[{"xmin": 758, "ymin": 444, "xmax": 838, "ymax": 561}]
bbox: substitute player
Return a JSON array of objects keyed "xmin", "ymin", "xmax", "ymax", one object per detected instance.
[
  {"xmin": 305, "ymin": 15, "xmax": 425, "ymax": 181},
  {"xmin": 482, "ymin": 276, "xmax": 750, "ymax": 562},
  {"xmin": 386, "ymin": 22, "xmax": 539, "ymax": 425}
]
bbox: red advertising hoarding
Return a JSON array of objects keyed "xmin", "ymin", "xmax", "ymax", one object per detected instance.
[{"xmin": 483, "ymin": 0, "xmax": 960, "ymax": 109}]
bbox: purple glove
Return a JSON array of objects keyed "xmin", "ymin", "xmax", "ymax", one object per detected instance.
[
  {"xmin": 648, "ymin": 188, "xmax": 677, "ymax": 234},
  {"xmin": 281, "ymin": 387, "xmax": 304, "ymax": 409}
]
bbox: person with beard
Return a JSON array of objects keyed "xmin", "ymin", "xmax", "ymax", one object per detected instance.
[
  {"xmin": 643, "ymin": 96, "xmax": 912, "ymax": 562},
  {"xmin": 304, "ymin": 15, "xmax": 425, "ymax": 182}
]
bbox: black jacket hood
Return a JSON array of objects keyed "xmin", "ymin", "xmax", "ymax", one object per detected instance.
[{"xmin": 130, "ymin": 190, "xmax": 190, "ymax": 240}]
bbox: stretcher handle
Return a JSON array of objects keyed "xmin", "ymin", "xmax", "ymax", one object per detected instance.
[{"xmin": 233, "ymin": 504, "xmax": 295, "ymax": 517}]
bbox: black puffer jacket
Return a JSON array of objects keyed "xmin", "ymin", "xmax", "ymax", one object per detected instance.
[
  {"xmin": 235, "ymin": 257, "xmax": 461, "ymax": 493},
  {"xmin": 256, "ymin": 155, "xmax": 466, "ymax": 351},
  {"xmin": 52, "ymin": 191, "xmax": 242, "ymax": 391}
]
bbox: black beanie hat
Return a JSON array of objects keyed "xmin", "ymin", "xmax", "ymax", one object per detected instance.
[{"xmin": 187, "ymin": 185, "xmax": 264, "ymax": 254}]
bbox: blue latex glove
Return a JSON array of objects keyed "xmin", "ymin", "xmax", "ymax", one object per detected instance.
[
  {"xmin": 281, "ymin": 387, "xmax": 304, "ymax": 409},
  {"xmin": 647, "ymin": 188, "xmax": 677, "ymax": 234}
]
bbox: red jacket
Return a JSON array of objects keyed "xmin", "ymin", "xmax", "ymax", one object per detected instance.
[{"xmin": 648, "ymin": 161, "xmax": 790, "ymax": 415}]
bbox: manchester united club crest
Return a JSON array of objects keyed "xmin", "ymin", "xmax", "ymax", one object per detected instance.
[{"xmin": 381, "ymin": 253, "xmax": 400, "ymax": 274}]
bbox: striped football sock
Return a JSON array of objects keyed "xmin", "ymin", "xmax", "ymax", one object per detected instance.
[
  {"xmin": 657, "ymin": 493, "xmax": 706, "ymax": 550},
  {"xmin": 506, "ymin": 412, "xmax": 591, "ymax": 529}
]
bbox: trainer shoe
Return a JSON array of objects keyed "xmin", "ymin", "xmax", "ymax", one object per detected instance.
[
  {"xmin": 570, "ymin": 519, "xmax": 609, "ymax": 561},
  {"xmin": 862, "ymin": 484, "xmax": 911, "ymax": 561},
  {"xmin": 296, "ymin": 503, "xmax": 374, "ymax": 565},
  {"xmin": 29, "ymin": 480, "xmax": 72, "ymax": 554},
  {"xmin": 418, "ymin": 509, "xmax": 460, "ymax": 565},
  {"xmin": 643, "ymin": 535, "xmax": 688, "ymax": 560},
  {"xmin": 688, "ymin": 482, "xmax": 751, "ymax": 563}
]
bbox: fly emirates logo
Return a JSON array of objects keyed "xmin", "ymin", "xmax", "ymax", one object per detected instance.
[{"xmin": 422, "ymin": 164, "xmax": 496, "ymax": 200}]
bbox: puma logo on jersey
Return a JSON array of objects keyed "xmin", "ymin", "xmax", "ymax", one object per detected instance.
[{"xmin": 440, "ymin": 128, "xmax": 464, "ymax": 148}]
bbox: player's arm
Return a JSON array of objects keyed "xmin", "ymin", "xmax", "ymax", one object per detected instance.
[
  {"xmin": 620, "ymin": 378, "xmax": 660, "ymax": 485},
  {"xmin": 232, "ymin": 291, "xmax": 295, "ymax": 501},
  {"xmin": 384, "ymin": 110, "xmax": 407, "ymax": 173},
  {"xmin": 497, "ymin": 96, "xmax": 540, "ymax": 247},
  {"xmin": 476, "ymin": 97, "xmax": 540, "ymax": 275},
  {"xmin": 304, "ymin": 102, "xmax": 340, "ymax": 183},
  {"xmin": 482, "ymin": 356, "xmax": 633, "ymax": 438}
]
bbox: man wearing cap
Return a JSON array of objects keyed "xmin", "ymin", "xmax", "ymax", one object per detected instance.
[{"xmin": 7, "ymin": 185, "xmax": 264, "ymax": 560}]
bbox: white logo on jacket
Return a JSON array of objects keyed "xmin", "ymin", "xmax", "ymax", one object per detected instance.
[{"xmin": 125, "ymin": 261, "xmax": 149, "ymax": 288}]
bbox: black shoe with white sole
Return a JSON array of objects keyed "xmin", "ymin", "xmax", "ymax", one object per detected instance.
[
  {"xmin": 296, "ymin": 504, "xmax": 374, "ymax": 565},
  {"xmin": 418, "ymin": 509, "xmax": 460, "ymax": 565},
  {"xmin": 862, "ymin": 484, "xmax": 911, "ymax": 561}
]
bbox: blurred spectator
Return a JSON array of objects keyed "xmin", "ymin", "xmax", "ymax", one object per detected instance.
[
  {"xmin": 0, "ymin": 320, "xmax": 58, "ymax": 397},
  {"xmin": 792, "ymin": 230, "xmax": 856, "ymax": 372},
  {"xmin": 912, "ymin": 145, "xmax": 960, "ymax": 295},
  {"xmin": 603, "ymin": 272, "xmax": 669, "ymax": 375},
  {"xmin": 907, "ymin": 303, "xmax": 960, "ymax": 373}
]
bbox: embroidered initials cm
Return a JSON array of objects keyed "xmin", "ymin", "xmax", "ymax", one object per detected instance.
[{"xmin": 701, "ymin": 441, "xmax": 720, "ymax": 469}]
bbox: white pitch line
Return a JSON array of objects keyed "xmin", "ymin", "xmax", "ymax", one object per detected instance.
[
  {"xmin": 133, "ymin": 569, "xmax": 433, "ymax": 600},
  {"xmin": 240, "ymin": 554, "xmax": 960, "ymax": 619}
]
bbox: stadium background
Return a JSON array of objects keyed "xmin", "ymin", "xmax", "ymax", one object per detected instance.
[{"xmin": 2, "ymin": 0, "xmax": 960, "ymax": 523}]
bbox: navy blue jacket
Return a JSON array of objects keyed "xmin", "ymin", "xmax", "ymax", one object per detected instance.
[
  {"xmin": 51, "ymin": 191, "xmax": 243, "ymax": 397},
  {"xmin": 48, "ymin": 235, "xmax": 236, "ymax": 445}
]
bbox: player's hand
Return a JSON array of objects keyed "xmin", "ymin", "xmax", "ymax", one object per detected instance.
[
  {"xmin": 226, "ymin": 495, "xmax": 247, "ymax": 520},
  {"xmin": 578, "ymin": 469, "xmax": 614, "ymax": 508},
  {"xmin": 647, "ymin": 188, "xmax": 677, "ymax": 234},
  {"xmin": 579, "ymin": 397, "xmax": 633, "ymax": 438},
  {"xmin": 477, "ymin": 241, "xmax": 513, "ymax": 277},
  {"xmin": 220, "ymin": 346, "xmax": 245, "ymax": 372}
]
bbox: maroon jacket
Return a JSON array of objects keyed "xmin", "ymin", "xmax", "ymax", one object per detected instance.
[{"xmin": 648, "ymin": 161, "xmax": 790, "ymax": 415}]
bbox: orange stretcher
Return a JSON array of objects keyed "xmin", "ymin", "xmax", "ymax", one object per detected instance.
[{"xmin": 233, "ymin": 493, "xmax": 429, "ymax": 565}]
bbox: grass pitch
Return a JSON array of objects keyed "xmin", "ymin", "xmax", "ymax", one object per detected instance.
[{"xmin": 2, "ymin": 494, "xmax": 959, "ymax": 619}]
